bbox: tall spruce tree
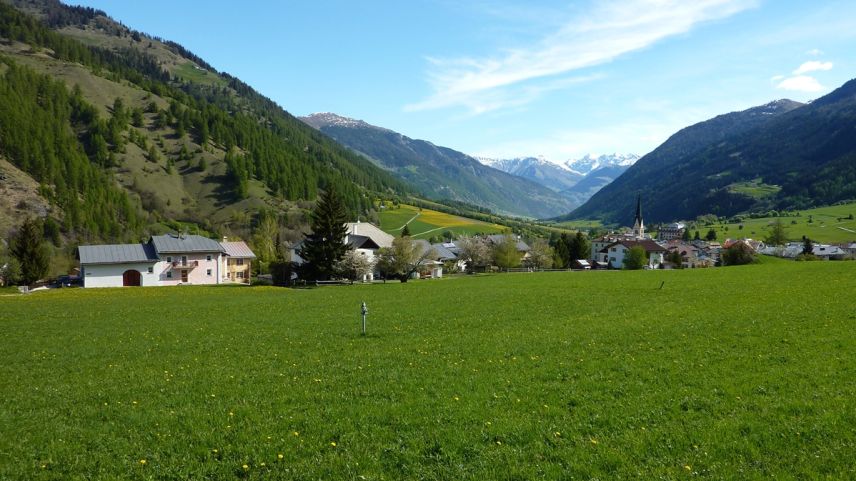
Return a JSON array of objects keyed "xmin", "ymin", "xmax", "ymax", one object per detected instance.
[
  {"xmin": 11, "ymin": 218, "xmax": 50, "ymax": 285},
  {"xmin": 298, "ymin": 188, "xmax": 350, "ymax": 280}
]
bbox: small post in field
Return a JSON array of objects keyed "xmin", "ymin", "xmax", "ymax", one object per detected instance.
[
  {"xmin": 658, "ymin": 281, "xmax": 665, "ymax": 290},
  {"xmin": 361, "ymin": 301, "xmax": 368, "ymax": 336}
]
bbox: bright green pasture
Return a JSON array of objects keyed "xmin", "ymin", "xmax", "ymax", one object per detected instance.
[
  {"xmin": 1, "ymin": 263, "xmax": 855, "ymax": 480},
  {"xmin": 378, "ymin": 204, "xmax": 506, "ymax": 239},
  {"xmin": 706, "ymin": 202, "xmax": 856, "ymax": 244}
]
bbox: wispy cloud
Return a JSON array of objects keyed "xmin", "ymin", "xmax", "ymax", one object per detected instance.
[
  {"xmin": 793, "ymin": 60, "xmax": 833, "ymax": 75},
  {"xmin": 806, "ymin": 48, "xmax": 824, "ymax": 56},
  {"xmin": 406, "ymin": 0, "xmax": 757, "ymax": 114}
]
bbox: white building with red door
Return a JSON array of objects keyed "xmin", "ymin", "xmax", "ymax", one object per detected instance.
[{"xmin": 78, "ymin": 234, "xmax": 255, "ymax": 288}]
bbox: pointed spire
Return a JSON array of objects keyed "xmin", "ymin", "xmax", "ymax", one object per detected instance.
[{"xmin": 635, "ymin": 195, "xmax": 642, "ymax": 225}]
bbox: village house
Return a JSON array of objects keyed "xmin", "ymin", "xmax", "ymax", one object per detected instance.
[
  {"xmin": 221, "ymin": 239, "xmax": 257, "ymax": 284},
  {"xmin": 600, "ymin": 239, "xmax": 667, "ymax": 269},
  {"xmin": 485, "ymin": 234, "xmax": 531, "ymax": 264},
  {"xmin": 658, "ymin": 222, "xmax": 686, "ymax": 241},
  {"xmin": 78, "ymin": 234, "xmax": 256, "ymax": 288}
]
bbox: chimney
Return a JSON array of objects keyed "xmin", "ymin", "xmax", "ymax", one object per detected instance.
[{"xmin": 222, "ymin": 236, "xmax": 228, "ymax": 242}]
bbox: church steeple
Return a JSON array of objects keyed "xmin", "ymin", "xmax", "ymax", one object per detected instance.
[{"xmin": 632, "ymin": 195, "xmax": 644, "ymax": 238}]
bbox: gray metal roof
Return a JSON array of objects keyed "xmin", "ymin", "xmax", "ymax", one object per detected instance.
[
  {"xmin": 220, "ymin": 241, "xmax": 257, "ymax": 258},
  {"xmin": 78, "ymin": 243, "xmax": 158, "ymax": 265},
  {"xmin": 151, "ymin": 234, "xmax": 225, "ymax": 254},
  {"xmin": 430, "ymin": 243, "xmax": 458, "ymax": 261}
]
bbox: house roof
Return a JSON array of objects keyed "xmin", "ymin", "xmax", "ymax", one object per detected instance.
[
  {"xmin": 346, "ymin": 222, "xmax": 394, "ymax": 248},
  {"xmin": 485, "ymin": 234, "xmax": 530, "ymax": 252},
  {"xmin": 347, "ymin": 234, "xmax": 380, "ymax": 250},
  {"xmin": 220, "ymin": 241, "xmax": 256, "ymax": 258},
  {"xmin": 430, "ymin": 243, "xmax": 458, "ymax": 261},
  {"xmin": 78, "ymin": 243, "xmax": 158, "ymax": 265},
  {"xmin": 601, "ymin": 239, "xmax": 666, "ymax": 253},
  {"xmin": 151, "ymin": 234, "xmax": 225, "ymax": 253}
]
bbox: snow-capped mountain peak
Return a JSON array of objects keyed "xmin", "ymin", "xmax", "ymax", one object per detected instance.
[{"xmin": 564, "ymin": 153, "xmax": 640, "ymax": 175}]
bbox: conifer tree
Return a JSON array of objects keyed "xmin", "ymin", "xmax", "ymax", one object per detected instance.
[
  {"xmin": 298, "ymin": 188, "xmax": 350, "ymax": 280},
  {"xmin": 401, "ymin": 224, "xmax": 411, "ymax": 237},
  {"xmin": 11, "ymin": 218, "xmax": 50, "ymax": 285}
]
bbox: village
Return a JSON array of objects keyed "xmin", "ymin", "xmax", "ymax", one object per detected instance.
[{"xmin": 68, "ymin": 197, "xmax": 856, "ymax": 289}]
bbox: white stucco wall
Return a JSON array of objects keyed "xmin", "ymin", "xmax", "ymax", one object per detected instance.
[{"xmin": 82, "ymin": 262, "xmax": 159, "ymax": 288}]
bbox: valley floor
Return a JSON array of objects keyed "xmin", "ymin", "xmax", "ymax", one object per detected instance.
[{"xmin": 1, "ymin": 263, "xmax": 854, "ymax": 479}]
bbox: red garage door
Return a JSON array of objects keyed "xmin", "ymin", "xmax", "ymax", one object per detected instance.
[{"xmin": 122, "ymin": 269, "xmax": 141, "ymax": 287}]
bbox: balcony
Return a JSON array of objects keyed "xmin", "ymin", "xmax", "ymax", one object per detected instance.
[{"xmin": 171, "ymin": 260, "xmax": 199, "ymax": 269}]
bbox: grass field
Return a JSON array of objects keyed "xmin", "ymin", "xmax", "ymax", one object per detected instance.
[
  {"xmin": 378, "ymin": 204, "xmax": 507, "ymax": 239},
  {"xmin": 703, "ymin": 202, "xmax": 856, "ymax": 244},
  {"xmin": 2, "ymin": 262, "xmax": 855, "ymax": 479}
]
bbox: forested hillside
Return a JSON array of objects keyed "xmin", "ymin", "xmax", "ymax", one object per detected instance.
[
  {"xmin": 0, "ymin": 0, "xmax": 409, "ymax": 257},
  {"xmin": 566, "ymin": 91, "xmax": 856, "ymax": 225},
  {"xmin": 302, "ymin": 113, "xmax": 575, "ymax": 218}
]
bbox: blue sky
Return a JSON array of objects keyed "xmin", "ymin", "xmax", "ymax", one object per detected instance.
[{"xmin": 68, "ymin": 1, "xmax": 856, "ymax": 162}]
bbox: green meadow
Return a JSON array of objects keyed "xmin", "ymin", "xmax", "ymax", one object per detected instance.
[
  {"xmin": 378, "ymin": 203, "xmax": 507, "ymax": 239},
  {"xmin": 699, "ymin": 202, "xmax": 856, "ymax": 244},
  {"xmin": 1, "ymin": 262, "xmax": 855, "ymax": 480}
]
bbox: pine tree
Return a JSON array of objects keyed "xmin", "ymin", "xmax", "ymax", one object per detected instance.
[
  {"xmin": 298, "ymin": 188, "xmax": 350, "ymax": 280},
  {"xmin": 11, "ymin": 218, "xmax": 50, "ymax": 285},
  {"xmin": 401, "ymin": 224, "xmax": 411, "ymax": 237}
]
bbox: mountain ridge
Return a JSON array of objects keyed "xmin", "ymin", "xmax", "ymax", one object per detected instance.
[
  {"xmin": 564, "ymin": 92, "xmax": 856, "ymax": 225},
  {"xmin": 301, "ymin": 112, "xmax": 575, "ymax": 218}
]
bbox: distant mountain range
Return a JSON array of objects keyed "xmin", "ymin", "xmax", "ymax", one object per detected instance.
[
  {"xmin": 301, "ymin": 113, "xmax": 575, "ymax": 218},
  {"xmin": 479, "ymin": 153, "xmax": 640, "ymax": 209},
  {"xmin": 565, "ymin": 83, "xmax": 856, "ymax": 225}
]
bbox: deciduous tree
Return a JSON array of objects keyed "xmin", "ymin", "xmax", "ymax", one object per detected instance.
[{"xmin": 623, "ymin": 246, "xmax": 647, "ymax": 270}]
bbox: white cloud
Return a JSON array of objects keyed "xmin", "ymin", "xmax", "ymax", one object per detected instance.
[
  {"xmin": 793, "ymin": 60, "xmax": 833, "ymax": 75},
  {"xmin": 771, "ymin": 60, "xmax": 833, "ymax": 93},
  {"xmin": 407, "ymin": 0, "xmax": 757, "ymax": 114},
  {"xmin": 775, "ymin": 75, "xmax": 824, "ymax": 92},
  {"xmin": 806, "ymin": 48, "xmax": 824, "ymax": 56}
]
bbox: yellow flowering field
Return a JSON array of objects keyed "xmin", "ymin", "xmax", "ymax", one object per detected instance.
[{"xmin": 1, "ymin": 261, "xmax": 854, "ymax": 479}]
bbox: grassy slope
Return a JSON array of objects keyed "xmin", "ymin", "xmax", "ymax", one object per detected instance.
[
  {"xmin": 1, "ymin": 262, "xmax": 855, "ymax": 479},
  {"xmin": 704, "ymin": 202, "xmax": 856, "ymax": 244},
  {"xmin": 378, "ymin": 204, "xmax": 507, "ymax": 239},
  {"xmin": 0, "ymin": 156, "xmax": 51, "ymax": 236}
]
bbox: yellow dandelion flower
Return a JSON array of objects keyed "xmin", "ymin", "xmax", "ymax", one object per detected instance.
[
  {"xmin": 684, "ymin": 465, "xmax": 691, "ymax": 471},
  {"xmin": 260, "ymin": 462, "xmax": 266, "ymax": 467},
  {"xmin": 330, "ymin": 442, "xmax": 337, "ymax": 447},
  {"xmin": 229, "ymin": 412, "xmax": 234, "ymax": 416},
  {"xmin": 242, "ymin": 464, "xmax": 249, "ymax": 470},
  {"xmin": 554, "ymin": 432, "xmax": 561, "ymax": 437},
  {"xmin": 278, "ymin": 453, "xmax": 284, "ymax": 460},
  {"xmin": 293, "ymin": 431, "xmax": 299, "ymax": 436},
  {"xmin": 139, "ymin": 459, "xmax": 147, "ymax": 465},
  {"xmin": 453, "ymin": 396, "xmax": 460, "ymax": 401},
  {"xmin": 212, "ymin": 449, "xmax": 218, "ymax": 453},
  {"xmin": 590, "ymin": 438, "xmax": 598, "ymax": 445}
]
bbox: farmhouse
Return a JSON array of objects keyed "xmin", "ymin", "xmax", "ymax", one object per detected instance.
[
  {"xmin": 600, "ymin": 239, "xmax": 667, "ymax": 269},
  {"xmin": 221, "ymin": 240, "xmax": 257, "ymax": 284},
  {"xmin": 78, "ymin": 234, "xmax": 256, "ymax": 288}
]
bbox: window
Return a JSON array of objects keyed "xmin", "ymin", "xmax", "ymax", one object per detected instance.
[
  {"xmin": 206, "ymin": 255, "xmax": 212, "ymax": 261},
  {"xmin": 236, "ymin": 258, "xmax": 244, "ymax": 266},
  {"xmin": 147, "ymin": 267, "xmax": 153, "ymax": 274},
  {"xmin": 166, "ymin": 256, "xmax": 172, "ymax": 263},
  {"xmin": 237, "ymin": 271, "xmax": 244, "ymax": 279},
  {"xmin": 166, "ymin": 271, "xmax": 172, "ymax": 278},
  {"xmin": 206, "ymin": 269, "xmax": 212, "ymax": 276}
]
